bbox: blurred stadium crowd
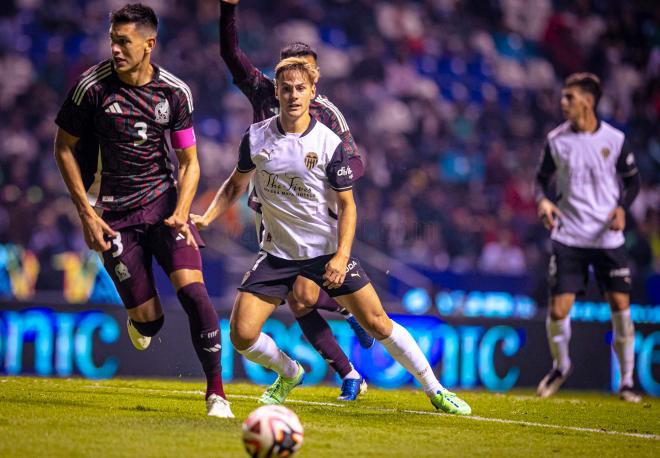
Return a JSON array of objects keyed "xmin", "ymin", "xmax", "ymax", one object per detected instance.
[{"xmin": 0, "ymin": 0, "xmax": 658, "ymax": 288}]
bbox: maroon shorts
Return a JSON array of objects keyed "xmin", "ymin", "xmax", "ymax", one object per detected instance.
[{"xmin": 100, "ymin": 188, "xmax": 205, "ymax": 309}]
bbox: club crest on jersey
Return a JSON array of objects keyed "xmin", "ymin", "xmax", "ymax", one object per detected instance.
[
  {"xmin": 601, "ymin": 147, "xmax": 610, "ymax": 159},
  {"xmin": 154, "ymin": 99, "xmax": 170, "ymax": 124},
  {"xmin": 304, "ymin": 152, "xmax": 318, "ymax": 170}
]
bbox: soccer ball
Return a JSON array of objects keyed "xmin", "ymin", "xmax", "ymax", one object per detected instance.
[{"xmin": 241, "ymin": 405, "xmax": 304, "ymax": 458}]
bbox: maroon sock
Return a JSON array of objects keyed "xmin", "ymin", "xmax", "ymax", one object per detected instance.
[
  {"xmin": 296, "ymin": 309, "xmax": 352, "ymax": 378},
  {"xmin": 177, "ymin": 282, "xmax": 225, "ymax": 399},
  {"xmin": 314, "ymin": 289, "xmax": 344, "ymax": 313}
]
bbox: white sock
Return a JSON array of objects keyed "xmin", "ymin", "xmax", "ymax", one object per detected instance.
[
  {"xmin": 611, "ymin": 309, "xmax": 635, "ymax": 387},
  {"xmin": 378, "ymin": 321, "xmax": 443, "ymax": 397},
  {"xmin": 546, "ymin": 316, "xmax": 571, "ymax": 374},
  {"xmin": 237, "ymin": 333, "xmax": 298, "ymax": 378},
  {"xmin": 343, "ymin": 364, "xmax": 361, "ymax": 380}
]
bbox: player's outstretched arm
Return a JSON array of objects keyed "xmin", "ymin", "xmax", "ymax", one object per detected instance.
[
  {"xmin": 219, "ymin": 0, "xmax": 258, "ymax": 84},
  {"xmin": 191, "ymin": 167, "xmax": 254, "ymax": 230},
  {"xmin": 324, "ymin": 189, "xmax": 356, "ymax": 289},
  {"xmin": 54, "ymin": 128, "xmax": 116, "ymax": 251}
]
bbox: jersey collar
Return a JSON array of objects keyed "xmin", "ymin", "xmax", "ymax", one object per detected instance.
[
  {"xmin": 570, "ymin": 118, "xmax": 601, "ymax": 134},
  {"xmin": 151, "ymin": 63, "xmax": 161, "ymax": 82},
  {"xmin": 275, "ymin": 115, "xmax": 317, "ymax": 137}
]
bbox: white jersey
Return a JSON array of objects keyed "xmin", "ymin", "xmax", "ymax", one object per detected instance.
[
  {"xmin": 237, "ymin": 116, "xmax": 354, "ymax": 260},
  {"xmin": 542, "ymin": 120, "xmax": 638, "ymax": 249}
]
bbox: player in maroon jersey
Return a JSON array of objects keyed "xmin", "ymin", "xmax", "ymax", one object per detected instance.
[
  {"xmin": 53, "ymin": 3, "xmax": 232, "ymax": 418},
  {"xmin": 208, "ymin": 0, "xmax": 372, "ymax": 402}
]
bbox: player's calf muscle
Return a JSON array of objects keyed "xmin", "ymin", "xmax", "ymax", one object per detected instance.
[{"xmin": 127, "ymin": 296, "xmax": 162, "ymax": 322}]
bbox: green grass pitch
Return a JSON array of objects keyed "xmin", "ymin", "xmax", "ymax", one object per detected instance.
[{"xmin": 0, "ymin": 377, "xmax": 658, "ymax": 457}]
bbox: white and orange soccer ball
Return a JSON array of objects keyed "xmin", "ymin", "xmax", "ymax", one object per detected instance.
[{"xmin": 241, "ymin": 405, "xmax": 304, "ymax": 458}]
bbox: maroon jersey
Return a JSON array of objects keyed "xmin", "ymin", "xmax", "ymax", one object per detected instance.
[
  {"xmin": 219, "ymin": 2, "xmax": 361, "ymax": 171},
  {"xmin": 55, "ymin": 59, "xmax": 194, "ymax": 211}
]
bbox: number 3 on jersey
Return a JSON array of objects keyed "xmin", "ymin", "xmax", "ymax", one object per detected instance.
[{"xmin": 134, "ymin": 121, "xmax": 147, "ymax": 146}]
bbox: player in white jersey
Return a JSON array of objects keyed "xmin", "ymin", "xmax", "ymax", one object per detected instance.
[
  {"xmin": 535, "ymin": 73, "xmax": 641, "ymax": 402},
  {"xmin": 191, "ymin": 58, "xmax": 471, "ymax": 414}
]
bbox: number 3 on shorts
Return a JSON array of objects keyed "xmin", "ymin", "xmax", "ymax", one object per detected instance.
[{"xmin": 111, "ymin": 232, "xmax": 124, "ymax": 258}]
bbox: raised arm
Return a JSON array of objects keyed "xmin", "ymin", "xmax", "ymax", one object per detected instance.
[{"xmin": 219, "ymin": 0, "xmax": 259, "ymax": 84}]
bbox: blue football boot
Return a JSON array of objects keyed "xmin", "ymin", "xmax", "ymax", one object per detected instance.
[{"xmin": 337, "ymin": 377, "xmax": 368, "ymax": 401}]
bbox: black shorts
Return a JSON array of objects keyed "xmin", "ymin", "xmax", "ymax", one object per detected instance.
[
  {"xmin": 238, "ymin": 251, "xmax": 370, "ymax": 303},
  {"xmin": 549, "ymin": 240, "xmax": 631, "ymax": 296}
]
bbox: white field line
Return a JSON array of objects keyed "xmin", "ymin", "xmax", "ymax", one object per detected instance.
[
  {"xmin": 399, "ymin": 410, "xmax": 660, "ymax": 441},
  {"xmin": 82, "ymin": 385, "xmax": 659, "ymax": 441}
]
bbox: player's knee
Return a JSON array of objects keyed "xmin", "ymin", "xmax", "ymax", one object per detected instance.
[
  {"xmin": 549, "ymin": 296, "xmax": 572, "ymax": 320},
  {"xmin": 607, "ymin": 292, "xmax": 630, "ymax": 312},
  {"xmin": 362, "ymin": 312, "xmax": 390, "ymax": 340},
  {"xmin": 131, "ymin": 315, "xmax": 164, "ymax": 337},
  {"xmin": 291, "ymin": 284, "xmax": 318, "ymax": 308},
  {"xmin": 288, "ymin": 297, "xmax": 311, "ymax": 317},
  {"xmin": 176, "ymin": 282, "xmax": 210, "ymax": 309},
  {"xmin": 229, "ymin": 317, "xmax": 258, "ymax": 350}
]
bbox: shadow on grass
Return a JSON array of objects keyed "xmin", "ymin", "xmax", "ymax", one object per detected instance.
[{"xmin": 118, "ymin": 405, "xmax": 160, "ymax": 413}]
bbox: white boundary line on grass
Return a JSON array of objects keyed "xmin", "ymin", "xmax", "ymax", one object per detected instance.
[
  {"xmin": 82, "ymin": 385, "xmax": 659, "ymax": 441},
  {"xmin": 399, "ymin": 409, "xmax": 660, "ymax": 441}
]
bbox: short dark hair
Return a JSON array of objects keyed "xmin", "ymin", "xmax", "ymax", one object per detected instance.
[
  {"xmin": 110, "ymin": 3, "xmax": 158, "ymax": 34},
  {"xmin": 280, "ymin": 42, "xmax": 317, "ymax": 61},
  {"xmin": 565, "ymin": 72, "xmax": 602, "ymax": 107}
]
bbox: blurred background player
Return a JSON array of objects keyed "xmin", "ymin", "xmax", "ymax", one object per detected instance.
[
  {"xmin": 194, "ymin": 58, "xmax": 471, "ymax": 415},
  {"xmin": 216, "ymin": 0, "xmax": 373, "ymax": 401},
  {"xmin": 53, "ymin": 3, "xmax": 233, "ymax": 417},
  {"xmin": 535, "ymin": 73, "xmax": 641, "ymax": 402}
]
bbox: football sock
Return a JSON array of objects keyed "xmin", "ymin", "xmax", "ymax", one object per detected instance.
[
  {"xmin": 238, "ymin": 332, "xmax": 299, "ymax": 379},
  {"xmin": 611, "ymin": 308, "xmax": 635, "ymax": 387},
  {"xmin": 177, "ymin": 283, "xmax": 225, "ymax": 399},
  {"xmin": 296, "ymin": 310, "xmax": 352, "ymax": 378},
  {"xmin": 378, "ymin": 321, "xmax": 443, "ymax": 397},
  {"xmin": 343, "ymin": 364, "xmax": 361, "ymax": 380},
  {"xmin": 546, "ymin": 315, "xmax": 571, "ymax": 374},
  {"xmin": 314, "ymin": 290, "xmax": 344, "ymax": 313}
]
